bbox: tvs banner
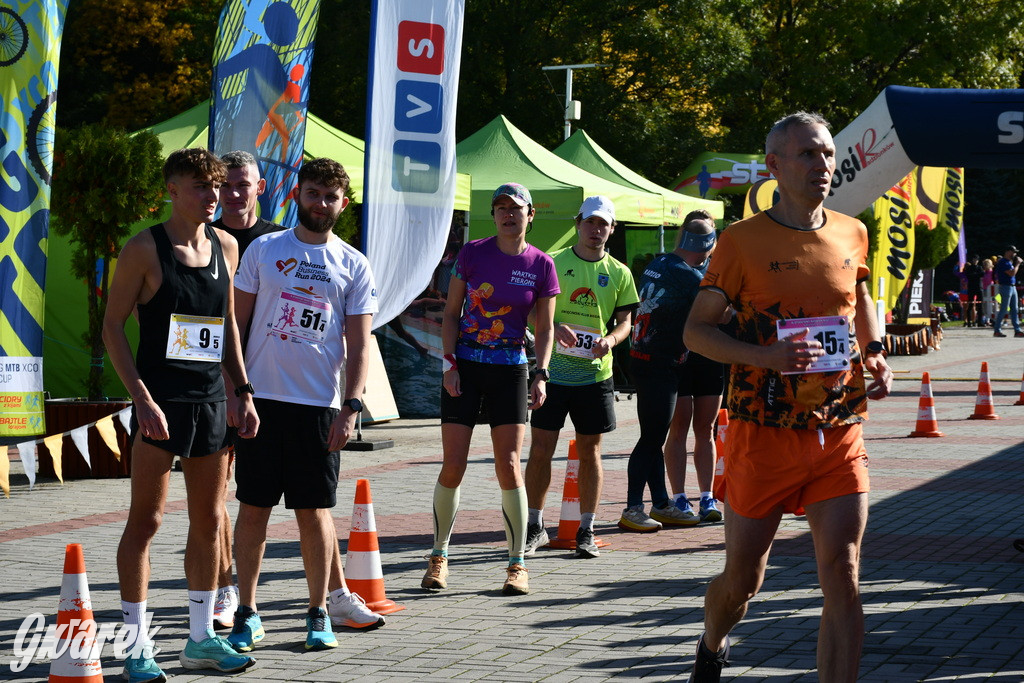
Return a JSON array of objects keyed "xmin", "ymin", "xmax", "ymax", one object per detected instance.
[
  {"xmin": 363, "ymin": 0, "xmax": 464, "ymax": 328},
  {"xmin": 210, "ymin": 0, "xmax": 321, "ymax": 229},
  {"xmin": 0, "ymin": 0, "xmax": 69, "ymax": 438}
]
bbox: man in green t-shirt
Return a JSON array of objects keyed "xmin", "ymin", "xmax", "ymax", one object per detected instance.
[{"xmin": 524, "ymin": 196, "xmax": 639, "ymax": 558}]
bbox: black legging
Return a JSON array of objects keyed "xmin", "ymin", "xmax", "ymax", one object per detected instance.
[{"xmin": 626, "ymin": 359, "xmax": 683, "ymax": 508}]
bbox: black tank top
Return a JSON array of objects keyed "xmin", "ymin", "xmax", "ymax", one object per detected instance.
[{"xmin": 136, "ymin": 223, "xmax": 228, "ymax": 402}]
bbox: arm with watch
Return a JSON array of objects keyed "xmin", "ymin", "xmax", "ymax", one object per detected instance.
[
  {"xmin": 854, "ymin": 280, "xmax": 892, "ymax": 400},
  {"xmin": 529, "ymin": 295, "xmax": 556, "ymax": 410},
  {"xmin": 225, "ymin": 287, "xmax": 259, "ymax": 438},
  {"xmin": 440, "ymin": 276, "xmax": 466, "ymax": 398},
  {"xmin": 332, "ymin": 313, "xmax": 373, "ymax": 451}
]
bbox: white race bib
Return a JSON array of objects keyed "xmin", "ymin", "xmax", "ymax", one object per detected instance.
[
  {"xmin": 556, "ymin": 325, "xmax": 603, "ymax": 358},
  {"xmin": 270, "ymin": 289, "xmax": 332, "ymax": 344},
  {"xmin": 166, "ymin": 314, "xmax": 224, "ymax": 362},
  {"xmin": 776, "ymin": 315, "xmax": 851, "ymax": 374}
]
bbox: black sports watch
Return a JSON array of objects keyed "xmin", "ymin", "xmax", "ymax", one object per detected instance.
[
  {"xmin": 343, "ymin": 398, "xmax": 364, "ymax": 413},
  {"xmin": 864, "ymin": 340, "xmax": 885, "ymax": 357},
  {"xmin": 234, "ymin": 382, "xmax": 255, "ymax": 397},
  {"xmin": 534, "ymin": 368, "xmax": 550, "ymax": 381}
]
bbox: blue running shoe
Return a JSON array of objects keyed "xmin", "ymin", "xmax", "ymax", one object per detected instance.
[
  {"xmin": 306, "ymin": 607, "xmax": 338, "ymax": 651},
  {"xmin": 699, "ymin": 497, "xmax": 723, "ymax": 523},
  {"xmin": 179, "ymin": 629, "xmax": 255, "ymax": 672},
  {"xmin": 121, "ymin": 641, "xmax": 166, "ymax": 682},
  {"xmin": 227, "ymin": 607, "xmax": 265, "ymax": 652}
]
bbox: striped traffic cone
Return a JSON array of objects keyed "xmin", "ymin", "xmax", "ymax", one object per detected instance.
[
  {"xmin": 909, "ymin": 372, "xmax": 945, "ymax": 437},
  {"xmin": 343, "ymin": 479, "xmax": 405, "ymax": 615},
  {"xmin": 548, "ymin": 440, "xmax": 609, "ymax": 550},
  {"xmin": 712, "ymin": 409, "xmax": 728, "ymax": 502},
  {"xmin": 968, "ymin": 361, "xmax": 1000, "ymax": 420},
  {"xmin": 1014, "ymin": 365, "xmax": 1024, "ymax": 405},
  {"xmin": 49, "ymin": 543, "xmax": 103, "ymax": 683}
]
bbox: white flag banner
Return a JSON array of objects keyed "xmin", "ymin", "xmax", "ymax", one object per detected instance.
[
  {"xmin": 363, "ymin": 0, "xmax": 465, "ymax": 328},
  {"xmin": 69, "ymin": 425, "xmax": 91, "ymax": 471},
  {"xmin": 117, "ymin": 407, "xmax": 133, "ymax": 433},
  {"xmin": 16, "ymin": 441, "xmax": 36, "ymax": 489}
]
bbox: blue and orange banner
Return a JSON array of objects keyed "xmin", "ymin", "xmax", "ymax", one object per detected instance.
[
  {"xmin": 0, "ymin": 0, "xmax": 68, "ymax": 437},
  {"xmin": 209, "ymin": 0, "xmax": 321, "ymax": 228}
]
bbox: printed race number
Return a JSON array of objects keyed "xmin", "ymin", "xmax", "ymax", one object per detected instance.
[
  {"xmin": 556, "ymin": 325, "xmax": 602, "ymax": 358},
  {"xmin": 166, "ymin": 314, "xmax": 224, "ymax": 362},
  {"xmin": 271, "ymin": 289, "xmax": 332, "ymax": 344},
  {"xmin": 776, "ymin": 316, "xmax": 850, "ymax": 374}
]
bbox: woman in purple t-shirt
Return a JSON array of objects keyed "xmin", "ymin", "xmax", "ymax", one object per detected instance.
[{"xmin": 422, "ymin": 183, "xmax": 559, "ymax": 597}]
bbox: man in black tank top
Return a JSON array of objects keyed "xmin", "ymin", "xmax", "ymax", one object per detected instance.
[
  {"xmin": 103, "ymin": 148, "xmax": 258, "ymax": 679},
  {"xmin": 207, "ymin": 150, "xmax": 285, "ymax": 631}
]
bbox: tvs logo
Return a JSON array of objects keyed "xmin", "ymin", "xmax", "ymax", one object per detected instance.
[
  {"xmin": 392, "ymin": 20, "xmax": 447, "ymax": 194},
  {"xmin": 569, "ymin": 287, "xmax": 598, "ymax": 307},
  {"xmin": 277, "ymin": 258, "xmax": 298, "ymax": 274}
]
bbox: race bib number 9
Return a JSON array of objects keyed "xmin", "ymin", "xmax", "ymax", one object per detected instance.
[
  {"xmin": 166, "ymin": 314, "xmax": 225, "ymax": 362},
  {"xmin": 271, "ymin": 289, "xmax": 332, "ymax": 344},
  {"xmin": 777, "ymin": 316, "xmax": 851, "ymax": 375},
  {"xmin": 556, "ymin": 325, "xmax": 602, "ymax": 358}
]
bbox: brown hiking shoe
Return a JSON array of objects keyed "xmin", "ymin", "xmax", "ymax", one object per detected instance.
[
  {"xmin": 421, "ymin": 555, "xmax": 448, "ymax": 590},
  {"xmin": 502, "ymin": 563, "xmax": 529, "ymax": 595}
]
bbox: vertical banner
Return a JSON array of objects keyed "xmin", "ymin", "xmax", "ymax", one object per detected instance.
[
  {"xmin": 871, "ymin": 172, "xmax": 916, "ymax": 312},
  {"xmin": 209, "ymin": 0, "xmax": 321, "ymax": 228},
  {"xmin": 0, "ymin": 0, "xmax": 69, "ymax": 437},
  {"xmin": 363, "ymin": 0, "xmax": 465, "ymax": 328}
]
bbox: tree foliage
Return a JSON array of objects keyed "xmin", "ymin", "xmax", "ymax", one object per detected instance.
[{"xmin": 50, "ymin": 126, "xmax": 166, "ymax": 399}]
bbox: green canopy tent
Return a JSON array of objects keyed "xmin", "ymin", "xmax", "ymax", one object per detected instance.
[
  {"xmin": 553, "ymin": 129, "xmax": 725, "ymax": 270},
  {"xmin": 456, "ymin": 116, "xmax": 665, "ymax": 253},
  {"xmin": 43, "ymin": 102, "xmax": 472, "ymax": 397}
]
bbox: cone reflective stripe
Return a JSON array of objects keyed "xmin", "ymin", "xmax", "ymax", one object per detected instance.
[
  {"xmin": 343, "ymin": 479, "xmax": 404, "ymax": 615},
  {"xmin": 968, "ymin": 361, "xmax": 1000, "ymax": 420},
  {"xmin": 712, "ymin": 409, "xmax": 728, "ymax": 502},
  {"xmin": 909, "ymin": 372, "xmax": 945, "ymax": 437},
  {"xmin": 1014, "ymin": 366, "xmax": 1024, "ymax": 405},
  {"xmin": 548, "ymin": 440, "xmax": 608, "ymax": 550},
  {"xmin": 50, "ymin": 543, "xmax": 103, "ymax": 683}
]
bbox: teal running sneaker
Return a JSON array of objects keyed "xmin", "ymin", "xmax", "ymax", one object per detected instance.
[
  {"xmin": 227, "ymin": 607, "xmax": 265, "ymax": 652},
  {"xmin": 121, "ymin": 641, "xmax": 166, "ymax": 682},
  {"xmin": 179, "ymin": 629, "xmax": 255, "ymax": 672},
  {"xmin": 306, "ymin": 607, "xmax": 338, "ymax": 651}
]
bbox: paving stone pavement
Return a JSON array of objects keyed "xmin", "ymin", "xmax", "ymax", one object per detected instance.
[{"xmin": 1, "ymin": 326, "xmax": 1023, "ymax": 681}]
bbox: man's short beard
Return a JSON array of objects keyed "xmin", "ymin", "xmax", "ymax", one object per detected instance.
[{"xmin": 297, "ymin": 203, "xmax": 338, "ymax": 234}]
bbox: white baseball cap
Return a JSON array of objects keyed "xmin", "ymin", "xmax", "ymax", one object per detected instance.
[{"xmin": 578, "ymin": 195, "xmax": 615, "ymax": 224}]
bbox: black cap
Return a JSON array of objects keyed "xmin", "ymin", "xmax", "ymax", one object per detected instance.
[{"xmin": 1007, "ymin": 245, "xmax": 1019, "ymax": 254}]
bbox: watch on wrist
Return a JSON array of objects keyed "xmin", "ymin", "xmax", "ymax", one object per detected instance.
[
  {"xmin": 234, "ymin": 382, "xmax": 255, "ymax": 397},
  {"xmin": 865, "ymin": 340, "xmax": 885, "ymax": 357},
  {"xmin": 535, "ymin": 367, "xmax": 550, "ymax": 381},
  {"xmin": 344, "ymin": 398, "xmax": 364, "ymax": 413}
]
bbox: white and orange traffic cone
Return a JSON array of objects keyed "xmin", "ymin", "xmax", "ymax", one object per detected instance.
[
  {"xmin": 909, "ymin": 372, "xmax": 945, "ymax": 437},
  {"xmin": 712, "ymin": 409, "xmax": 728, "ymax": 502},
  {"xmin": 968, "ymin": 361, "xmax": 1000, "ymax": 420},
  {"xmin": 548, "ymin": 440, "xmax": 609, "ymax": 551},
  {"xmin": 1014, "ymin": 365, "xmax": 1024, "ymax": 405},
  {"xmin": 49, "ymin": 543, "xmax": 103, "ymax": 683},
  {"xmin": 343, "ymin": 479, "xmax": 405, "ymax": 615}
]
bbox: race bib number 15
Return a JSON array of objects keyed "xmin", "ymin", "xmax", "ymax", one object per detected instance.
[{"xmin": 776, "ymin": 315, "xmax": 850, "ymax": 375}]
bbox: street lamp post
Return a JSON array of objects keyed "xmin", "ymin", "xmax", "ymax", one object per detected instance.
[{"xmin": 541, "ymin": 63, "xmax": 607, "ymax": 140}]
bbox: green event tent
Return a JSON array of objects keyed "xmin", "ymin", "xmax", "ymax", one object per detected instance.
[
  {"xmin": 553, "ymin": 129, "xmax": 725, "ymax": 268},
  {"xmin": 456, "ymin": 116, "xmax": 667, "ymax": 253},
  {"xmin": 42, "ymin": 102, "xmax": 472, "ymax": 398}
]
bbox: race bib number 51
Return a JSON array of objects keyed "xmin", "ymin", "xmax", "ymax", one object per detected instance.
[
  {"xmin": 776, "ymin": 316, "xmax": 850, "ymax": 374},
  {"xmin": 271, "ymin": 289, "xmax": 332, "ymax": 344},
  {"xmin": 166, "ymin": 314, "xmax": 224, "ymax": 362}
]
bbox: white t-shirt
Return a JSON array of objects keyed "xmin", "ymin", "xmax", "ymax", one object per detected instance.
[{"xmin": 235, "ymin": 229, "xmax": 378, "ymax": 408}]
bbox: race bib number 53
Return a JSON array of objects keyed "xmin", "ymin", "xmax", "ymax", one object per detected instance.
[
  {"xmin": 776, "ymin": 316, "xmax": 850, "ymax": 374},
  {"xmin": 556, "ymin": 325, "xmax": 602, "ymax": 358},
  {"xmin": 166, "ymin": 314, "xmax": 224, "ymax": 362}
]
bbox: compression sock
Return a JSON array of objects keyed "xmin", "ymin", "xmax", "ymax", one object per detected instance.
[
  {"xmin": 502, "ymin": 486, "xmax": 528, "ymax": 563},
  {"xmin": 432, "ymin": 482, "xmax": 460, "ymax": 557}
]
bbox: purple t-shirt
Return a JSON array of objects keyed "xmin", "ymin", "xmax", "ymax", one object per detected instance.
[{"xmin": 453, "ymin": 236, "xmax": 560, "ymax": 365}]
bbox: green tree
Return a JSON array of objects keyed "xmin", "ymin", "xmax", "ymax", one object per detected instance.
[{"xmin": 50, "ymin": 125, "xmax": 166, "ymax": 399}]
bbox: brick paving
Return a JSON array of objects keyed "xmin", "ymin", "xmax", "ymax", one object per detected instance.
[{"xmin": 1, "ymin": 326, "xmax": 1023, "ymax": 681}]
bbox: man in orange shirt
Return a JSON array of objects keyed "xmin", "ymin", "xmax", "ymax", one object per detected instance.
[{"xmin": 683, "ymin": 112, "xmax": 892, "ymax": 683}]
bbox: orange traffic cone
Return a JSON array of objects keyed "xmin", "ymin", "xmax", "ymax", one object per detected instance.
[
  {"xmin": 712, "ymin": 409, "xmax": 728, "ymax": 502},
  {"xmin": 49, "ymin": 543, "xmax": 103, "ymax": 683},
  {"xmin": 968, "ymin": 361, "xmax": 1000, "ymax": 419},
  {"xmin": 548, "ymin": 440, "xmax": 609, "ymax": 550},
  {"xmin": 909, "ymin": 372, "xmax": 945, "ymax": 437},
  {"xmin": 1014, "ymin": 366, "xmax": 1024, "ymax": 405},
  {"xmin": 343, "ymin": 479, "xmax": 405, "ymax": 615}
]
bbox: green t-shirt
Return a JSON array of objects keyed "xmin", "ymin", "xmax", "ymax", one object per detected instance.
[{"xmin": 547, "ymin": 247, "xmax": 639, "ymax": 386}]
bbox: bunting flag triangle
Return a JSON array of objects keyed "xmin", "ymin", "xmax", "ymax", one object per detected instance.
[
  {"xmin": 69, "ymin": 426, "xmax": 91, "ymax": 470},
  {"xmin": 17, "ymin": 441, "xmax": 37, "ymax": 489},
  {"xmin": 117, "ymin": 407, "xmax": 132, "ymax": 433},
  {"xmin": 94, "ymin": 415, "xmax": 121, "ymax": 461},
  {"xmin": 42, "ymin": 433, "xmax": 65, "ymax": 484}
]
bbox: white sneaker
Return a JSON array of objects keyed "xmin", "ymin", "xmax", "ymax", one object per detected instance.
[
  {"xmin": 328, "ymin": 591, "xmax": 385, "ymax": 630},
  {"xmin": 213, "ymin": 586, "xmax": 238, "ymax": 630}
]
